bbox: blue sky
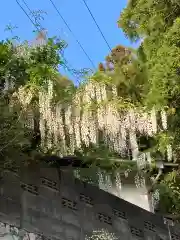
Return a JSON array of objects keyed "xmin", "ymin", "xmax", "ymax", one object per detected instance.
[{"xmin": 0, "ymin": 0, "xmax": 134, "ymax": 85}]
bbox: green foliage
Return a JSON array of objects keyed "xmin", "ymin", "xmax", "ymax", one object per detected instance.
[
  {"xmin": 145, "ymin": 18, "xmax": 180, "ymax": 108},
  {"xmin": 0, "ymin": 93, "xmax": 33, "ymax": 168},
  {"xmin": 0, "ymin": 32, "xmax": 77, "ymax": 167},
  {"xmin": 91, "ymin": 46, "xmax": 148, "ymax": 108},
  {"xmin": 74, "ymin": 141, "xmax": 138, "ymax": 173},
  {"xmin": 52, "ymin": 75, "xmax": 77, "ymax": 104},
  {"xmin": 1, "ymin": 2, "xmax": 179, "ymax": 216},
  {"xmin": 156, "ymin": 170, "xmax": 180, "ymax": 215},
  {"xmin": 2, "ymin": 35, "xmax": 67, "ymax": 89},
  {"xmin": 119, "ymin": 0, "xmax": 180, "ymax": 217},
  {"xmin": 118, "ymin": 0, "xmax": 180, "ymax": 41},
  {"xmin": 114, "ymin": 58, "xmax": 148, "ymax": 104}
]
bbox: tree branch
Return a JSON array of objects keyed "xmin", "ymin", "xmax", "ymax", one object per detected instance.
[{"xmin": 147, "ymin": 168, "xmax": 163, "ymax": 193}]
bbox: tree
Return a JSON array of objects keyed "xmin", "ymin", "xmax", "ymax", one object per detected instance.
[
  {"xmin": 119, "ymin": 0, "xmax": 180, "ymax": 217},
  {"xmin": 118, "ymin": 0, "xmax": 180, "ymax": 107},
  {"xmin": 118, "ymin": 0, "xmax": 180, "ymax": 41},
  {"xmin": 97, "ymin": 44, "xmax": 148, "ymax": 105}
]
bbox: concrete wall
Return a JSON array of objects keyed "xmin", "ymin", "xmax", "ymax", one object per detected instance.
[
  {"xmin": 73, "ymin": 168, "xmax": 151, "ymax": 212},
  {"xmin": 0, "ymin": 166, "xmax": 179, "ymax": 240}
]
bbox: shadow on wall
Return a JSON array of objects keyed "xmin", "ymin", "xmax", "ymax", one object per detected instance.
[{"xmin": 29, "ymin": 154, "xmax": 152, "ymax": 212}]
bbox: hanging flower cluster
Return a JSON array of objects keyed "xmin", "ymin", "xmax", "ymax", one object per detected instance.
[
  {"xmin": 6, "ymin": 35, "xmax": 171, "ymax": 200},
  {"xmin": 36, "ymin": 78, "xmax": 162, "ymax": 196}
]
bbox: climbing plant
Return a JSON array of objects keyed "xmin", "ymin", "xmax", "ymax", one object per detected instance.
[{"xmin": 0, "ymin": 30, "xmax": 76, "ymax": 166}]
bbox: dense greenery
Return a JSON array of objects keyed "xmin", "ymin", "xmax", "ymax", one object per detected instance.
[
  {"xmin": 118, "ymin": 0, "xmax": 180, "ymax": 217},
  {"xmin": 0, "ymin": 35, "xmax": 74, "ymax": 167},
  {"xmin": 0, "ymin": 0, "xmax": 180, "ymax": 219},
  {"xmin": 0, "ymin": 93, "xmax": 32, "ymax": 168},
  {"xmin": 0, "ymin": 34, "xmax": 131, "ymax": 166}
]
